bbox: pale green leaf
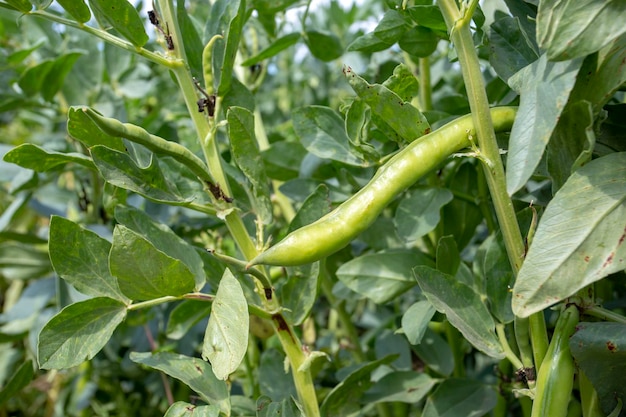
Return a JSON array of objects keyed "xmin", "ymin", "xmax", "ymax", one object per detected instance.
[
  {"xmin": 422, "ymin": 378, "xmax": 498, "ymax": 417},
  {"xmin": 3, "ymin": 144, "xmax": 94, "ymax": 172},
  {"xmin": 164, "ymin": 402, "xmax": 220, "ymax": 417},
  {"xmin": 394, "ymin": 188, "xmax": 453, "ymax": 242}
]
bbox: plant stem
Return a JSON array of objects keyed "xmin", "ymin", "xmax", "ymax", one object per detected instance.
[
  {"xmin": 418, "ymin": 57, "xmax": 433, "ymax": 111},
  {"xmin": 437, "ymin": 0, "xmax": 549, "ymax": 376},
  {"xmin": 585, "ymin": 306, "xmax": 626, "ymax": 324}
]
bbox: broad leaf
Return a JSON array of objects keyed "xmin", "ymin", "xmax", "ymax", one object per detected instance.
[
  {"xmin": 176, "ymin": 0, "xmax": 203, "ymax": 80},
  {"xmin": 228, "ymin": 106, "xmax": 272, "ymax": 223},
  {"xmin": 292, "ymin": 105, "xmax": 364, "ymax": 166},
  {"xmin": 537, "ymin": 0, "xmax": 626, "ymax": 61},
  {"xmin": 202, "ymin": 269, "xmax": 249, "ymax": 380},
  {"xmin": 488, "ymin": 16, "xmax": 539, "ymax": 81},
  {"xmin": 166, "ymin": 300, "xmax": 212, "ymax": 340},
  {"xmin": 337, "ymin": 250, "xmax": 433, "ymax": 304},
  {"xmin": 414, "ymin": 266, "xmax": 504, "ymax": 358},
  {"xmin": 506, "ymin": 54, "xmax": 583, "ymax": 195},
  {"xmin": 256, "ymin": 396, "xmax": 302, "ymax": 417},
  {"xmin": 406, "ymin": 5, "xmax": 447, "ymax": 32},
  {"xmin": 164, "ymin": 402, "xmax": 220, "ymax": 417},
  {"xmin": 436, "ymin": 235, "xmax": 460, "ymax": 276},
  {"xmin": 258, "ymin": 349, "xmax": 298, "ymax": 401},
  {"xmin": 481, "ymin": 233, "xmax": 514, "ymax": 324},
  {"xmin": 412, "ymin": 327, "xmax": 454, "ymax": 376},
  {"xmin": 89, "ymin": 0, "xmax": 149, "ymax": 47},
  {"xmin": 3, "ymin": 144, "xmax": 94, "ymax": 172},
  {"xmin": 56, "ymin": 0, "xmax": 90, "ymax": 23},
  {"xmin": 394, "ymin": 188, "xmax": 453, "ymax": 242},
  {"xmin": 344, "ymin": 66, "xmax": 430, "ymax": 143},
  {"xmin": 115, "ymin": 206, "xmax": 206, "ymax": 290},
  {"xmin": 0, "ymin": 360, "xmax": 34, "ymax": 406},
  {"xmin": 304, "ymin": 30, "xmax": 343, "ymax": 61},
  {"xmin": 38, "ymin": 297, "xmax": 127, "ymax": 369},
  {"xmin": 512, "ymin": 153, "xmax": 626, "ymax": 317},
  {"xmin": 398, "ymin": 26, "xmax": 438, "ymax": 58},
  {"xmin": 49, "ymin": 216, "xmax": 129, "ymax": 302},
  {"xmin": 130, "ymin": 352, "xmax": 229, "ymax": 415},
  {"xmin": 110, "ymin": 225, "xmax": 196, "ymax": 301},
  {"xmin": 382, "ymin": 63, "xmax": 420, "ymax": 102},
  {"xmin": 422, "ymin": 378, "xmax": 498, "ymax": 417},
  {"xmin": 401, "ymin": 300, "xmax": 436, "ymax": 345},
  {"xmin": 569, "ymin": 322, "xmax": 626, "ymax": 416},
  {"xmin": 320, "ymin": 356, "xmax": 397, "ymax": 417},
  {"xmin": 363, "ymin": 371, "xmax": 435, "ymax": 404},
  {"xmin": 67, "ymin": 107, "xmax": 125, "ymax": 151},
  {"xmin": 442, "ymin": 162, "xmax": 483, "ymax": 250}
]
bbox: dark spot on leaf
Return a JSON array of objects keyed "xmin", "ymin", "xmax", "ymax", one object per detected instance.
[
  {"xmin": 194, "ymin": 364, "xmax": 203, "ymax": 373},
  {"xmin": 424, "ymin": 128, "xmax": 431, "ymax": 134},
  {"xmin": 584, "ymin": 255, "xmax": 590, "ymax": 262},
  {"xmin": 602, "ymin": 252, "xmax": 614, "ymax": 268},
  {"xmin": 607, "ymin": 341, "xmax": 617, "ymax": 352},
  {"xmin": 618, "ymin": 226, "xmax": 626, "ymax": 245},
  {"xmin": 272, "ymin": 314, "xmax": 296, "ymax": 343}
]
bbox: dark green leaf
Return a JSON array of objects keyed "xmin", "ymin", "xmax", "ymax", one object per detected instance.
[
  {"xmin": 506, "ymin": 54, "xmax": 583, "ymax": 195},
  {"xmin": 304, "ymin": 30, "xmax": 343, "ymax": 62},
  {"xmin": 3, "ymin": 144, "xmax": 94, "ymax": 172},
  {"xmin": 241, "ymin": 32, "xmax": 300, "ymax": 66},
  {"xmin": 398, "ymin": 26, "xmax": 438, "ymax": 58},
  {"xmin": 292, "ymin": 105, "xmax": 364, "ymax": 166},
  {"xmin": 382, "ymin": 63, "xmax": 420, "ymax": 102},
  {"xmin": 442, "ymin": 162, "xmax": 483, "ymax": 250},
  {"xmin": 130, "ymin": 351, "xmax": 230, "ymax": 415},
  {"xmin": 202, "ymin": 269, "xmax": 249, "ymax": 380},
  {"xmin": 347, "ymin": 32, "xmax": 392, "ymax": 53},
  {"xmin": 513, "ymin": 153, "xmax": 626, "ymax": 317},
  {"xmin": 3, "ymin": 0, "xmax": 31, "ymax": 12},
  {"xmin": 89, "ymin": 0, "xmax": 149, "ymax": 47},
  {"xmin": 288, "ymin": 184, "xmax": 330, "ymax": 232},
  {"xmin": 256, "ymin": 396, "xmax": 302, "ymax": 417},
  {"xmin": 422, "ymin": 378, "xmax": 498, "ymax": 417},
  {"xmin": 401, "ymin": 300, "xmax": 436, "ymax": 345},
  {"xmin": 38, "ymin": 298, "xmax": 127, "ymax": 369},
  {"xmin": 166, "ymin": 300, "xmax": 212, "ymax": 340},
  {"xmin": 372, "ymin": 9, "xmax": 410, "ymax": 44},
  {"xmin": 547, "ymin": 100, "xmax": 595, "ymax": 192},
  {"xmin": 110, "ymin": 225, "xmax": 196, "ymax": 301},
  {"xmin": 320, "ymin": 355, "xmax": 397, "ymax": 417},
  {"xmin": 56, "ymin": 0, "xmax": 91, "ymax": 23},
  {"xmin": 414, "ymin": 266, "xmax": 504, "ymax": 358},
  {"xmin": 337, "ymin": 250, "xmax": 433, "ymax": 304},
  {"xmin": 164, "ymin": 402, "xmax": 220, "ymax": 417},
  {"xmin": 228, "ymin": 106, "xmax": 273, "ymax": 223},
  {"xmin": 67, "ymin": 107, "xmax": 125, "ymax": 151},
  {"xmin": 570, "ymin": 322, "xmax": 626, "ymax": 416},
  {"xmin": 0, "ymin": 360, "xmax": 34, "ymax": 406},
  {"xmin": 177, "ymin": 0, "xmax": 203, "ymax": 79},
  {"xmin": 0, "ymin": 242, "xmax": 52, "ymax": 281},
  {"xmin": 90, "ymin": 146, "xmax": 209, "ymax": 206},
  {"xmin": 488, "ymin": 16, "xmax": 539, "ymax": 81},
  {"xmin": 115, "ymin": 206, "xmax": 206, "ymax": 290},
  {"xmin": 436, "ymin": 235, "xmax": 460, "ymax": 276},
  {"xmin": 49, "ymin": 216, "xmax": 129, "ymax": 302},
  {"xmin": 258, "ymin": 349, "xmax": 298, "ymax": 401},
  {"xmin": 394, "ymin": 188, "xmax": 453, "ymax": 242},
  {"xmin": 363, "ymin": 371, "xmax": 435, "ymax": 404},
  {"xmin": 41, "ymin": 51, "xmax": 83, "ymax": 101},
  {"xmin": 481, "ymin": 233, "xmax": 514, "ymax": 324},
  {"xmin": 344, "ymin": 66, "xmax": 430, "ymax": 143},
  {"xmin": 412, "ymin": 327, "xmax": 454, "ymax": 376},
  {"xmin": 262, "ymin": 141, "xmax": 307, "ymax": 181},
  {"xmin": 222, "ymin": 77, "xmax": 255, "ymax": 112},
  {"xmin": 537, "ymin": 0, "xmax": 626, "ymax": 61},
  {"xmin": 406, "ymin": 5, "xmax": 447, "ymax": 32}
]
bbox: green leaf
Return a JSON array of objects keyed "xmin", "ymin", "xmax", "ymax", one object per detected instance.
[
  {"xmin": 401, "ymin": 300, "xmax": 436, "ymax": 345},
  {"xmin": 166, "ymin": 300, "xmax": 212, "ymax": 340},
  {"xmin": 281, "ymin": 262, "xmax": 319, "ymax": 327},
  {"xmin": 344, "ymin": 66, "xmax": 430, "ymax": 143},
  {"xmin": 481, "ymin": 234, "xmax": 514, "ymax": 324},
  {"xmin": 569, "ymin": 322, "xmax": 626, "ymax": 416},
  {"xmin": 202, "ymin": 269, "xmax": 249, "ymax": 380},
  {"xmin": 382, "ymin": 63, "xmax": 420, "ymax": 102},
  {"xmin": 90, "ymin": 146, "xmax": 209, "ymax": 206},
  {"xmin": 89, "ymin": 0, "xmax": 149, "ymax": 47},
  {"xmin": 0, "ymin": 359, "xmax": 34, "ymax": 406},
  {"xmin": 398, "ymin": 26, "xmax": 438, "ymax": 58},
  {"xmin": 363, "ymin": 371, "xmax": 435, "ymax": 404},
  {"xmin": 38, "ymin": 298, "xmax": 127, "ymax": 369},
  {"xmin": 292, "ymin": 105, "xmax": 364, "ymax": 166},
  {"xmin": 337, "ymin": 250, "xmax": 433, "ymax": 304},
  {"xmin": 241, "ymin": 32, "xmax": 300, "ymax": 66},
  {"xmin": 347, "ymin": 32, "xmax": 392, "ymax": 53},
  {"xmin": 130, "ymin": 351, "xmax": 230, "ymax": 415},
  {"xmin": 406, "ymin": 5, "xmax": 447, "ymax": 32},
  {"xmin": 435, "ymin": 235, "xmax": 460, "ymax": 276},
  {"xmin": 304, "ymin": 30, "xmax": 343, "ymax": 61},
  {"xmin": 18, "ymin": 52, "xmax": 83, "ymax": 100},
  {"xmin": 488, "ymin": 16, "xmax": 539, "ymax": 81},
  {"xmin": 114, "ymin": 206, "xmax": 206, "ymax": 290},
  {"xmin": 67, "ymin": 107, "xmax": 125, "ymax": 151},
  {"xmin": 422, "ymin": 378, "xmax": 498, "ymax": 417},
  {"xmin": 164, "ymin": 402, "xmax": 220, "ymax": 417},
  {"xmin": 177, "ymin": 0, "xmax": 203, "ymax": 80},
  {"xmin": 506, "ymin": 54, "xmax": 583, "ymax": 195},
  {"xmin": 49, "ymin": 216, "xmax": 129, "ymax": 302},
  {"xmin": 537, "ymin": 0, "xmax": 626, "ymax": 61},
  {"xmin": 372, "ymin": 9, "xmax": 410, "ymax": 44},
  {"xmin": 256, "ymin": 396, "xmax": 303, "ymax": 417},
  {"xmin": 288, "ymin": 184, "xmax": 330, "ymax": 233},
  {"xmin": 0, "ymin": 242, "xmax": 52, "ymax": 281},
  {"xmin": 206, "ymin": 0, "xmax": 245, "ymax": 95},
  {"xmin": 412, "ymin": 327, "xmax": 454, "ymax": 376},
  {"xmin": 546, "ymin": 100, "xmax": 595, "ymax": 192},
  {"xmin": 320, "ymin": 355, "xmax": 397, "ymax": 417},
  {"xmin": 414, "ymin": 266, "xmax": 504, "ymax": 358},
  {"xmin": 394, "ymin": 188, "xmax": 453, "ymax": 242},
  {"xmin": 228, "ymin": 106, "xmax": 273, "ymax": 224},
  {"xmin": 56, "ymin": 0, "xmax": 91, "ymax": 23},
  {"xmin": 442, "ymin": 162, "xmax": 483, "ymax": 250},
  {"xmin": 262, "ymin": 141, "xmax": 307, "ymax": 181},
  {"xmin": 258, "ymin": 349, "xmax": 298, "ymax": 401},
  {"xmin": 3, "ymin": 144, "xmax": 95, "ymax": 172},
  {"xmin": 2, "ymin": 0, "xmax": 31, "ymax": 12},
  {"xmin": 512, "ymin": 153, "xmax": 626, "ymax": 317},
  {"xmin": 110, "ymin": 225, "xmax": 196, "ymax": 301}
]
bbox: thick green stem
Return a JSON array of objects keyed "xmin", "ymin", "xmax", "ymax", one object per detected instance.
[
  {"xmin": 418, "ymin": 57, "xmax": 433, "ymax": 111},
  {"xmin": 437, "ymin": 0, "xmax": 549, "ymax": 377}
]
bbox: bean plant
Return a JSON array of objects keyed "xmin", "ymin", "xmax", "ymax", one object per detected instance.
[{"xmin": 0, "ymin": 0, "xmax": 625, "ymax": 416}]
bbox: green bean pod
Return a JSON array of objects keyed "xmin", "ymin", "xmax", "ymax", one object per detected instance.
[
  {"xmin": 531, "ymin": 305, "xmax": 580, "ymax": 417},
  {"xmin": 248, "ymin": 107, "xmax": 517, "ymax": 267},
  {"xmin": 82, "ymin": 107, "xmax": 215, "ymax": 185}
]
